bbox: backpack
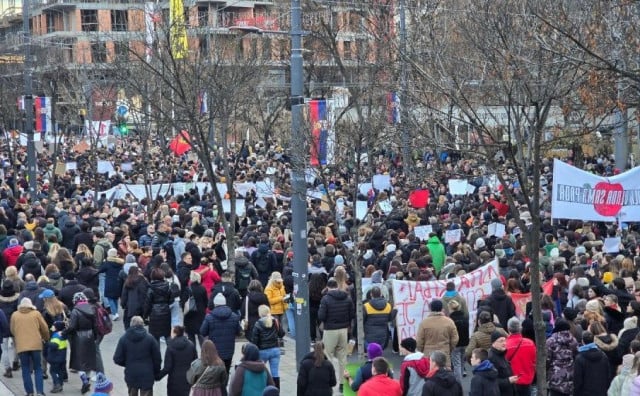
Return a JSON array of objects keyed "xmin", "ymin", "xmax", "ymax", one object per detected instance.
[
  {"xmin": 95, "ymin": 305, "xmax": 113, "ymax": 336},
  {"xmin": 254, "ymin": 251, "xmax": 272, "ymax": 274},
  {"xmin": 236, "ymin": 265, "xmax": 252, "ymax": 291}
]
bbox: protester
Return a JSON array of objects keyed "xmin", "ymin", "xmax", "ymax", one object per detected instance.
[
  {"xmin": 0, "ymin": 279, "xmax": 19, "ymax": 378},
  {"xmin": 229, "ymin": 343, "xmax": 275, "ymax": 396},
  {"xmin": 297, "ymin": 341, "xmax": 337, "ymax": 396},
  {"xmin": 448, "ymin": 299, "xmax": 469, "ymax": 383},
  {"xmin": 10, "ymin": 297, "xmax": 48, "ymax": 396},
  {"xmin": 505, "ymin": 317, "xmax": 536, "ymax": 396},
  {"xmin": 113, "ymin": 316, "xmax": 162, "ymax": 396},
  {"xmin": 363, "ymin": 285, "xmax": 396, "ymax": 349},
  {"xmin": 488, "ymin": 330, "xmax": 517, "ymax": 396},
  {"xmin": 346, "ymin": 342, "xmax": 392, "ymax": 392},
  {"xmin": 251, "ymin": 304, "xmax": 285, "ymax": 388},
  {"xmin": 545, "ymin": 319, "xmax": 578, "ymax": 396},
  {"xmin": 63, "ymin": 292, "xmax": 97, "ymax": 393},
  {"xmin": 185, "ymin": 339, "xmax": 228, "ymax": 396},
  {"xmin": 466, "ymin": 311, "xmax": 496, "ymax": 361},
  {"xmin": 416, "ymin": 299, "xmax": 459, "ymax": 367},
  {"xmin": 241, "ymin": 279, "xmax": 270, "ymax": 340},
  {"xmin": 469, "ymin": 348, "xmax": 500, "ymax": 396},
  {"xmin": 43, "ymin": 320, "xmax": 67, "ymax": 393},
  {"xmin": 120, "ymin": 265, "xmax": 148, "ymax": 329},
  {"xmin": 355, "ymin": 357, "xmax": 402, "ymax": 396},
  {"xmin": 421, "ymin": 351, "xmax": 463, "ymax": 396},
  {"xmin": 200, "ymin": 292, "xmax": 242, "ymax": 374},
  {"xmin": 399, "ymin": 337, "xmax": 430, "ymax": 396},
  {"xmin": 573, "ymin": 331, "xmax": 611, "ymax": 396},
  {"xmin": 145, "ymin": 267, "xmax": 179, "ymax": 342},
  {"xmin": 98, "ymin": 248, "xmax": 124, "ymax": 321},
  {"xmin": 184, "ymin": 271, "xmax": 208, "ymax": 348},
  {"xmin": 159, "ymin": 325, "xmax": 198, "ymax": 396}
]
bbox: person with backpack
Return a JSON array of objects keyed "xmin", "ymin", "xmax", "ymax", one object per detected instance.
[
  {"xmin": 251, "ymin": 238, "xmax": 277, "ymax": 288},
  {"xmin": 234, "ymin": 249, "xmax": 258, "ymax": 299},
  {"xmin": 63, "ymin": 292, "xmax": 98, "ymax": 394}
]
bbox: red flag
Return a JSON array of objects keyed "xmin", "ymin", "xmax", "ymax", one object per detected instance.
[
  {"xmin": 168, "ymin": 130, "xmax": 191, "ymax": 155},
  {"xmin": 408, "ymin": 189, "xmax": 429, "ymax": 208}
]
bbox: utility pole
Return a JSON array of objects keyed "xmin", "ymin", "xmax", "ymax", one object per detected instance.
[
  {"xmin": 290, "ymin": 0, "xmax": 311, "ymax": 365},
  {"xmin": 612, "ymin": 5, "xmax": 628, "ymax": 171},
  {"xmin": 22, "ymin": 0, "xmax": 37, "ymax": 196},
  {"xmin": 399, "ymin": 0, "xmax": 411, "ymax": 177}
]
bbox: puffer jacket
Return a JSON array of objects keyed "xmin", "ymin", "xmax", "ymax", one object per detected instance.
[
  {"xmin": 251, "ymin": 316, "xmax": 285, "ymax": 350},
  {"xmin": 318, "ymin": 288, "xmax": 354, "ymax": 330},
  {"xmin": 466, "ymin": 322, "xmax": 497, "ymax": 360},
  {"xmin": 363, "ymin": 297, "xmax": 396, "ymax": 348},
  {"xmin": 416, "ymin": 312, "xmax": 459, "ymax": 366},
  {"xmin": 145, "ymin": 280, "xmax": 179, "ymax": 340},
  {"xmin": 199, "ymin": 305, "xmax": 241, "ymax": 360},
  {"xmin": 264, "ymin": 282, "xmax": 287, "ymax": 315},
  {"xmin": 399, "ymin": 352, "xmax": 430, "ymax": 396},
  {"xmin": 546, "ymin": 330, "xmax": 578, "ymax": 395},
  {"xmin": 485, "ymin": 289, "xmax": 516, "ymax": 329},
  {"xmin": 297, "ymin": 351, "xmax": 337, "ymax": 396}
]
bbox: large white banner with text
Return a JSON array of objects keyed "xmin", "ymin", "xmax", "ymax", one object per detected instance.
[
  {"xmin": 552, "ymin": 159, "xmax": 640, "ymax": 221},
  {"xmin": 392, "ymin": 260, "xmax": 499, "ymax": 341}
]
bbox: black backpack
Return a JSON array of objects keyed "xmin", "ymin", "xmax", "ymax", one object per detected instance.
[
  {"xmin": 236, "ymin": 265, "xmax": 252, "ymax": 291},
  {"xmin": 254, "ymin": 251, "xmax": 272, "ymax": 274}
]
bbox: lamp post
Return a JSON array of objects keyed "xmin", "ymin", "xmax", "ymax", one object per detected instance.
[
  {"xmin": 289, "ymin": 0, "xmax": 311, "ymax": 365},
  {"xmin": 22, "ymin": 0, "xmax": 37, "ymax": 196}
]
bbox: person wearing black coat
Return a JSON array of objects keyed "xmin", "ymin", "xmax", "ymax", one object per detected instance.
[
  {"xmin": 120, "ymin": 267, "xmax": 149, "ymax": 330},
  {"xmin": 209, "ymin": 274, "xmax": 242, "ymax": 313},
  {"xmin": 483, "ymin": 281, "xmax": 516, "ymax": 330},
  {"xmin": 448, "ymin": 300, "xmax": 469, "ymax": 383},
  {"xmin": 145, "ymin": 268, "xmax": 180, "ymax": 342},
  {"xmin": 75, "ymin": 263, "xmax": 99, "ymax": 297},
  {"xmin": 200, "ymin": 294, "xmax": 241, "ymax": 374},
  {"xmin": 113, "ymin": 316, "xmax": 162, "ymax": 395},
  {"xmin": 184, "ymin": 272, "xmax": 208, "ymax": 349},
  {"xmin": 297, "ymin": 342, "xmax": 337, "ymax": 396},
  {"xmin": 58, "ymin": 275, "xmax": 87, "ymax": 311},
  {"xmin": 469, "ymin": 350, "xmax": 500, "ymax": 396},
  {"xmin": 61, "ymin": 221, "xmax": 80, "ymax": 251},
  {"xmin": 573, "ymin": 331, "xmax": 611, "ymax": 396},
  {"xmin": 62, "ymin": 292, "xmax": 97, "ymax": 393},
  {"xmin": 0, "ymin": 281, "xmax": 18, "ymax": 377},
  {"xmin": 487, "ymin": 332, "xmax": 515, "ymax": 396},
  {"xmin": 241, "ymin": 281, "xmax": 270, "ymax": 340},
  {"xmin": 98, "ymin": 252, "xmax": 124, "ymax": 319},
  {"xmin": 158, "ymin": 325, "xmax": 198, "ymax": 396}
]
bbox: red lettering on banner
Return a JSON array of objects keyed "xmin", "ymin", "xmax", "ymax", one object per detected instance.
[{"xmin": 395, "ymin": 301, "xmax": 415, "ymax": 326}]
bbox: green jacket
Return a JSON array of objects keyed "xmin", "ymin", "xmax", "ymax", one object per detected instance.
[{"xmin": 426, "ymin": 236, "xmax": 446, "ymax": 273}]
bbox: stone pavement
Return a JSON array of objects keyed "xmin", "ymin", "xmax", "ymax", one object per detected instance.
[{"xmin": 0, "ymin": 319, "xmax": 469, "ymax": 395}]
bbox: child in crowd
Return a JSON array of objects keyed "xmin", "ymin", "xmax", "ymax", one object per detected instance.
[
  {"xmin": 469, "ymin": 348, "xmax": 499, "ymax": 396},
  {"xmin": 44, "ymin": 320, "xmax": 67, "ymax": 394}
]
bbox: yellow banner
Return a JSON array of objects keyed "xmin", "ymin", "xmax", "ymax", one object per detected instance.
[{"xmin": 170, "ymin": 0, "xmax": 188, "ymax": 59}]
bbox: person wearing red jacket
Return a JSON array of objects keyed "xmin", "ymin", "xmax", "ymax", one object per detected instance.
[
  {"xmin": 399, "ymin": 337, "xmax": 430, "ymax": 396},
  {"xmin": 355, "ymin": 357, "xmax": 401, "ymax": 396},
  {"xmin": 2, "ymin": 239, "xmax": 22, "ymax": 268},
  {"xmin": 487, "ymin": 195, "xmax": 510, "ymax": 217},
  {"xmin": 505, "ymin": 317, "xmax": 536, "ymax": 396},
  {"xmin": 194, "ymin": 259, "xmax": 221, "ymax": 299}
]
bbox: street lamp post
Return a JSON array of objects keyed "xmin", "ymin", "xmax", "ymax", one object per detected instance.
[
  {"xmin": 22, "ymin": 0, "xmax": 37, "ymax": 196},
  {"xmin": 289, "ymin": 0, "xmax": 311, "ymax": 366}
]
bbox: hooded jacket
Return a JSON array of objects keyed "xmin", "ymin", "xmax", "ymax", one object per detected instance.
[
  {"xmin": 470, "ymin": 360, "xmax": 500, "ymax": 396},
  {"xmin": 10, "ymin": 305, "xmax": 48, "ymax": 353},
  {"xmin": 485, "ymin": 289, "xmax": 516, "ymax": 329},
  {"xmin": 595, "ymin": 333, "xmax": 620, "ymax": 381},
  {"xmin": 399, "ymin": 352, "xmax": 430, "ymax": 396},
  {"xmin": 99, "ymin": 256, "xmax": 124, "ymax": 299},
  {"xmin": 422, "ymin": 368, "xmax": 463, "ymax": 396},
  {"xmin": 574, "ymin": 343, "xmax": 611, "ymax": 396},
  {"xmin": 505, "ymin": 333, "xmax": 536, "ymax": 386},
  {"xmin": 159, "ymin": 335, "xmax": 198, "ymax": 396},
  {"xmin": 426, "ymin": 236, "xmax": 446, "ymax": 274},
  {"xmin": 466, "ymin": 322, "xmax": 497, "ymax": 359},
  {"xmin": 318, "ymin": 288, "xmax": 354, "ymax": 330},
  {"xmin": 2, "ymin": 244, "xmax": 22, "ymax": 268},
  {"xmin": 488, "ymin": 347, "xmax": 514, "ymax": 396},
  {"xmin": 113, "ymin": 325, "xmax": 162, "ymax": 390},
  {"xmin": 546, "ymin": 330, "xmax": 578, "ymax": 395},
  {"xmin": 229, "ymin": 344, "xmax": 274, "ymax": 396},
  {"xmin": 199, "ymin": 305, "xmax": 241, "ymax": 360},
  {"xmin": 363, "ymin": 296, "xmax": 396, "ymax": 348}
]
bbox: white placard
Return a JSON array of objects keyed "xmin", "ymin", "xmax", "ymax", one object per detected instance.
[
  {"xmin": 221, "ymin": 198, "xmax": 246, "ymax": 216},
  {"xmin": 97, "ymin": 160, "xmax": 114, "ymax": 174},
  {"xmin": 235, "ymin": 182, "xmax": 254, "ymax": 197},
  {"xmin": 445, "ymin": 229, "xmax": 462, "ymax": 244},
  {"xmin": 121, "ymin": 162, "xmax": 133, "ymax": 172},
  {"xmin": 448, "ymin": 179, "xmax": 468, "ymax": 195},
  {"xmin": 604, "ymin": 237, "xmax": 621, "ymax": 254},
  {"xmin": 359, "ymin": 183, "xmax": 373, "ymax": 196},
  {"xmin": 356, "ymin": 201, "xmax": 368, "ymax": 221},
  {"xmin": 372, "ymin": 174, "xmax": 392, "ymax": 191},
  {"xmin": 466, "ymin": 183, "xmax": 476, "ymax": 194},
  {"xmin": 65, "ymin": 162, "xmax": 77, "ymax": 171},
  {"xmin": 255, "ymin": 197, "xmax": 267, "ymax": 208},
  {"xmin": 255, "ymin": 180, "xmax": 274, "ymax": 198},
  {"xmin": 413, "ymin": 225, "xmax": 433, "ymax": 241},
  {"xmin": 488, "ymin": 223, "xmax": 506, "ymax": 238},
  {"xmin": 378, "ymin": 200, "xmax": 393, "ymax": 214}
]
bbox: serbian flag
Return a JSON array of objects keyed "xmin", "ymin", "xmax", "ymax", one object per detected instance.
[
  {"xmin": 168, "ymin": 130, "xmax": 191, "ymax": 155},
  {"xmin": 34, "ymin": 97, "xmax": 49, "ymax": 132},
  {"xmin": 387, "ymin": 92, "xmax": 400, "ymax": 124},
  {"xmin": 309, "ymin": 99, "xmax": 328, "ymax": 166}
]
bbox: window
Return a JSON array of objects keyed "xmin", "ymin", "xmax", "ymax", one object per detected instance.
[
  {"xmin": 111, "ymin": 10, "xmax": 128, "ymax": 32},
  {"xmin": 198, "ymin": 6, "xmax": 209, "ymax": 27},
  {"xmin": 343, "ymin": 40, "xmax": 352, "ymax": 60},
  {"xmin": 46, "ymin": 13, "xmax": 56, "ymax": 33},
  {"xmin": 262, "ymin": 37, "xmax": 271, "ymax": 60},
  {"xmin": 91, "ymin": 42, "xmax": 107, "ymax": 63},
  {"xmin": 113, "ymin": 41, "xmax": 128, "ymax": 62},
  {"xmin": 81, "ymin": 10, "xmax": 98, "ymax": 32}
]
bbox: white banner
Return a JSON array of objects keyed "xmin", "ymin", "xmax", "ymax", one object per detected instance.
[
  {"xmin": 392, "ymin": 260, "xmax": 499, "ymax": 341},
  {"xmin": 552, "ymin": 159, "xmax": 640, "ymax": 221}
]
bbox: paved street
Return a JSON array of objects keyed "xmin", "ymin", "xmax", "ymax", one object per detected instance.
[{"xmin": 0, "ymin": 320, "xmax": 471, "ymax": 395}]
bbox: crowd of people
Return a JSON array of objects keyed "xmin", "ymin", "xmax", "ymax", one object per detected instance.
[{"xmin": 0, "ymin": 137, "xmax": 637, "ymax": 396}]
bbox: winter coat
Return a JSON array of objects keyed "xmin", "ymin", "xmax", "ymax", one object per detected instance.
[
  {"xmin": 48, "ymin": 271, "xmax": 64, "ymax": 291},
  {"xmin": 400, "ymin": 352, "xmax": 430, "ymax": 396},
  {"xmin": 159, "ymin": 335, "xmax": 198, "ymax": 396},
  {"xmin": 358, "ymin": 373, "xmax": 402, "ymax": 396},
  {"xmin": 186, "ymin": 359, "xmax": 227, "ymax": 391},
  {"xmin": 194, "ymin": 265, "xmax": 221, "ymax": 299},
  {"xmin": 251, "ymin": 243, "xmax": 276, "ymax": 286},
  {"xmin": 76, "ymin": 266, "xmax": 99, "ymax": 295},
  {"xmin": 145, "ymin": 280, "xmax": 179, "ymax": 339},
  {"xmin": 19, "ymin": 251, "xmax": 43, "ymax": 279},
  {"xmin": 43, "ymin": 224, "xmax": 62, "ymax": 244},
  {"xmin": 0, "ymin": 293, "xmax": 18, "ymax": 337},
  {"xmin": 297, "ymin": 351, "xmax": 337, "ymax": 396},
  {"xmin": 265, "ymin": 282, "xmax": 287, "ymax": 315},
  {"xmin": 604, "ymin": 306, "xmax": 625, "ymax": 336},
  {"xmin": 416, "ymin": 312, "xmax": 459, "ymax": 366},
  {"xmin": 442, "ymin": 292, "xmax": 469, "ymax": 318},
  {"xmin": 573, "ymin": 344, "xmax": 611, "ymax": 396},
  {"xmin": 449, "ymin": 310, "xmax": 469, "ymax": 347},
  {"xmin": 470, "ymin": 360, "xmax": 500, "ymax": 396},
  {"xmin": 210, "ymin": 281, "xmax": 242, "ymax": 312},
  {"xmin": 58, "ymin": 280, "xmax": 87, "ymax": 311},
  {"xmin": 251, "ymin": 316, "xmax": 285, "ymax": 350},
  {"xmin": 242, "ymin": 291, "xmax": 270, "ymax": 339},
  {"xmin": 505, "ymin": 334, "xmax": 536, "ymax": 386},
  {"xmin": 229, "ymin": 360, "xmax": 274, "ymax": 396},
  {"xmin": 318, "ymin": 288, "xmax": 354, "ymax": 330},
  {"xmin": 113, "ymin": 325, "xmax": 162, "ymax": 390},
  {"xmin": 61, "ymin": 222, "xmax": 80, "ymax": 251},
  {"xmin": 363, "ymin": 296, "xmax": 396, "ymax": 348},
  {"xmin": 484, "ymin": 289, "xmax": 516, "ymax": 329},
  {"xmin": 184, "ymin": 282, "xmax": 208, "ymax": 336},
  {"xmin": 607, "ymin": 362, "xmax": 635, "ymax": 396},
  {"xmin": 10, "ymin": 306, "xmax": 47, "ymax": 352},
  {"xmin": 121, "ymin": 276, "xmax": 149, "ymax": 320},
  {"xmin": 351, "ymin": 360, "xmax": 393, "ymax": 392},
  {"xmin": 466, "ymin": 322, "xmax": 497, "ymax": 360},
  {"xmin": 99, "ymin": 257, "xmax": 125, "ymax": 299},
  {"xmin": 199, "ymin": 305, "xmax": 241, "ymax": 360},
  {"xmin": 421, "ymin": 368, "xmax": 463, "ymax": 396},
  {"xmin": 546, "ymin": 330, "xmax": 578, "ymax": 395},
  {"xmin": 595, "ymin": 333, "xmax": 620, "ymax": 382},
  {"xmin": 62, "ymin": 302, "xmax": 97, "ymax": 371},
  {"xmin": 488, "ymin": 347, "xmax": 514, "ymax": 396},
  {"xmin": 43, "ymin": 331, "xmax": 67, "ymax": 364},
  {"xmin": 426, "ymin": 236, "xmax": 446, "ymax": 274},
  {"xmin": 2, "ymin": 244, "xmax": 22, "ymax": 268},
  {"xmin": 18, "ymin": 281, "xmax": 45, "ymax": 311}
]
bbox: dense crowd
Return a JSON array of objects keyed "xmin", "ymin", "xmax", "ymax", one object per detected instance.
[{"xmin": 0, "ymin": 138, "xmax": 636, "ymax": 396}]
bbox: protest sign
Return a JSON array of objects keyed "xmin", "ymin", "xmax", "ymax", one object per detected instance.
[
  {"xmin": 448, "ymin": 179, "xmax": 468, "ymax": 195},
  {"xmin": 355, "ymin": 201, "xmax": 368, "ymax": 221},
  {"xmin": 393, "ymin": 260, "xmax": 500, "ymax": 339},
  {"xmin": 552, "ymin": 158, "xmax": 640, "ymax": 221},
  {"xmin": 222, "ymin": 199, "xmax": 246, "ymax": 216},
  {"xmin": 97, "ymin": 160, "xmax": 114, "ymax": 174},
  {"xmin": 413, "ymin": 225, "xmax": 433, "ymax": 241},
  {"xmin": 372, "ymin": 174, "xmax": 392, "ymax": 191},
  {"xmin": 378, "ymin": 200, "xmax": 393, "ymax": 214},
  {"xmin": 488, "ymin": 223, "xmax": 506, "ymax": 238},
  {"xmin": 604, "ymin": 237, "xmax": 621, "ymax": 254},
  {"xmin": 445, "ymin": 229, "xmax": 461, "ymax": 244}
]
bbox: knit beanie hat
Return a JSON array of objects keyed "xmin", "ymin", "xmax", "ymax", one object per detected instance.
[
  {"xmin": 213, "ymin": 293, "xmax": 226, "ymax": 306},
  {"xmin": 491, "ymin": 330, "xmax": 507, "ymax": 343},
  {"xmin": 367, "ymin": 342, "xmax": 383, "ymax": 359},
  {"xmin": 94, "ymin": 372, "xmax": 113, "ymax": 393}
]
